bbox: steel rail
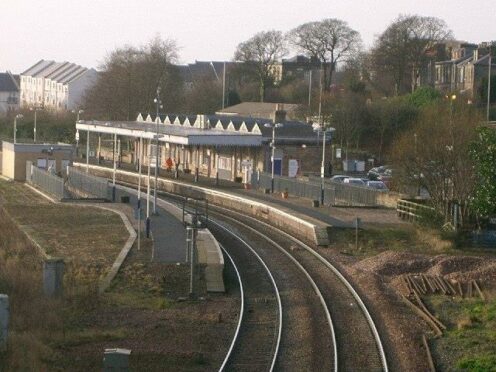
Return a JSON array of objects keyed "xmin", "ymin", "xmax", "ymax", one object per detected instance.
[
  {"xmin": 212, "ymin": 205, "xmax": 389, "ymax": 372},
  {"xmin": 209, "ymin": 218, "xmax": 283, "ymax": 372},
  {"xmin": 119, "ymin": 182, "xmax": 282, "ymax": 372},
  {"xmin": 113, "ymin": 180, "xmax": 386, "ymax": 371},
  {"xmin": 218, "ymin": 243, "xmax": 245, "ymax": 372},
  {"xmin": 212, "ymin": 210, "xmax": 338, "ymax": 372}
]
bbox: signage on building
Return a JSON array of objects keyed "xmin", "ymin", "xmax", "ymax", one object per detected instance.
[{"xmin": 288, "ymin": 159, "xmax": 299, "ymax": 178}]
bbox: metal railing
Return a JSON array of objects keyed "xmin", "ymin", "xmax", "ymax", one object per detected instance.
[
  {"xmin": 66, "ymin": 166, "xmax": 110, "ymax": 200},
  {"xmin": 252, "ymin": 171, "xmax": 387, "ymax": 207},
  {"xmin": 26, "ymin": 161, "xmax": 68, "ymax": 200}
]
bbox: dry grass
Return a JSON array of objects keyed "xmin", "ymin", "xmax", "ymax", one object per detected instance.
[
  {"xmin": 0, "ymin": 180, "xmax": 127, "ymax": 281},
  {"xmin": 0, "ymin": 209, "xmax": 67, "ymax": 370},
  {"xmin": 0, "ymin": 180, "xmax": 127, "ymax": 369}
]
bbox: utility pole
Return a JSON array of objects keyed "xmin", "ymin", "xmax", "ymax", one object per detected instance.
[
  {"xmin": 112, "ymin": 132, "xmax": 117, "ymax": 201},
  {"xmin": 187, "ymin": 226, "xmax": 197, "ymax": 297},
  {"xmin": 153, "ymin": 87, "xmax": 162, "ymax": 215},
  {"xmin": 488, "ymin": 45, "xmax": 492, "ymax": 122},
  {"xmin": 146, "ymin": 138, "xmax": 151, "ymax": 238},
  {"xmin": 86, "ymin": 124, "xmax": 90, "ymax": 173},
  {"xmin": 308, "ymin": 69, "xmax": 312, "ymax": 108},
  {"xmin": 137, "ymin": 134, "xmax": 143, "ymax": 250},
  {"xmin": 222, "ymin": 61, "xmax": 226, "ymax": 109},
  {"xmin": 13, "ymin": 114, "xmax": 23, "ymax": 144}
]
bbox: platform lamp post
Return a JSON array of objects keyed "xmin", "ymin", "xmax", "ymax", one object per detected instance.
[
  {"xmin": 153, "ymin": 87, "xmax": 163, "ymax": 216},
  {"xmin": 13, "ymin": 114, "xmax": 23, "ymax": 144},
  {"xmin": 72, "ymin": 109, "xmax": 84, "ymax": 157},
  {"xmin": 146, "ymin": 132, "xmax": 152, "ymax": 238},
  {"xmin": 264, "ymin": 122, "xmax": 284, "ymax": 193},
  {"xmin": 30, "ymin": 106, "xmax": 42, "ymax": 143},
  {"xmin": 137, "ymin": 133, "xmax": 143, "ymax": 250},
  {"xmin": 112, "ymin": 131, "xmax": 117, "ymax": 202},
  {"xmin": 314, "ymin": 125, "xmax": 335, "ymax": 206}
]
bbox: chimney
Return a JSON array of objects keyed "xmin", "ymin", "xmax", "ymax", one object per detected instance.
[
  {"xmin": 197, "ymin": 114, "xmax": 210, "ymax": 129},
  {"xmin": 272, "ymin": 104, "xmax": 287, "ymax": 123}
]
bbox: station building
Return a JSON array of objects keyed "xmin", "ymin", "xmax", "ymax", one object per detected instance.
[
  {"xmin": 0, "ymin": 141, "xmax": 74, "ymax": 181},
  {"xmin": 75, "ymin": 108, "xmax": 331, "ymax": 182}
]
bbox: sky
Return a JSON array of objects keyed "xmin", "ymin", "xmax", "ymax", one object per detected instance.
[{"xmin": 1, "ymin": 0, "xmax": 495, "ymax": 73}]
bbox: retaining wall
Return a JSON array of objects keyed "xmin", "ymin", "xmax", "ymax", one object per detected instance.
[{"xmin": 76, "ymin": 163, "xmax": 329, "ymax": 245}]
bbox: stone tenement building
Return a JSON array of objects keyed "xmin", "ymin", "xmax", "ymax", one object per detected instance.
[{"xmin": 422, "ymin": 41, "xmax": 496, "ymax": 100}]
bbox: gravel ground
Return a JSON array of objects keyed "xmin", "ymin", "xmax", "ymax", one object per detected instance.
[{"xmin": 312, "ymin": 249, "xmax": 496, "ymax": 372}]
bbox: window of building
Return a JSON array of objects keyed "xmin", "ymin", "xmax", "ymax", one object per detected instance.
[
  {"xmin": 218, "ymin": 156, "xmax": 232, "ymax": 170},
  {"xmin": 37, "ymin": 158, "xmax": 47, "ymax": 169}
]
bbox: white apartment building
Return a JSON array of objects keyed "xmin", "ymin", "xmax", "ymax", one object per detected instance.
[
  {"xmin": 20, "ymin": 60, "xmax": 98, "ymax": 111},
  {"xmin": 0, "ymin": 71, "xmax": 19, "ymax": 114}
]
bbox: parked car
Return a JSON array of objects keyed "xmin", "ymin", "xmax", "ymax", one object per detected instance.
[
  {"xmin": 330, "ymin": 175, "xmax": 348, "ymax": 183},
  {"xmin": 343, "ymin": 177, "xmax": 366, "ymax": 186},
  {"xmin": 368, "ymin": 165, "xmax": 390, "ymax": 180},
  {"xmin": 366, "ymin": 180, "xmax": 389, "ymax": 190}
]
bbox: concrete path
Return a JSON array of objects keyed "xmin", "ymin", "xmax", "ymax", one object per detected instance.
[{"xmin": 114, "ymin": 186, "xmax": 187, "ymax": 263}]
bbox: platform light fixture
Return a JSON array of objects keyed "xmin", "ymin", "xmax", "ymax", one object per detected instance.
[{"xmin": 264, "ymin": 122, "xmax": 284, "ymax": 193}]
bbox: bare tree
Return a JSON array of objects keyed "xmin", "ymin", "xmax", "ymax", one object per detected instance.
[
  {"xmin": 289, "ymin": 19, "xmax": 362, "ymax": 90},
  {"xmin": 83, "ymin": 35, "xmax": 180, "ymax": 120},
  {"xmin": 392, "ymin": 102, "xmax": 479, "ymax": 225},
  {"xmin": 370, "ymin": 15, "xmax": 452, "ymax": 95},
  {"xmin": 234, "ymin": 30, "xmax": 287, "ymax": 102}
]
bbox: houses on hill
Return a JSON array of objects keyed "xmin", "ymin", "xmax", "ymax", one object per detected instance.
[
  {"xmin": 19, "ymin": 60, "xmax": 98, "ymax": 111},
  {"xmin": 0, "ymin": 71, "xmax": 19, "ymax": 114},
  {"xmin": 414, "ymin": 41, "xmax": 496, "ymax": 100}
]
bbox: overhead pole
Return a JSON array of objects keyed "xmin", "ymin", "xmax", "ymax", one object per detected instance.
[
  {"xmin": 222, "ymin": 61, "xmax": 226, "ymax": 109},
  {"xmin": 488, "ymin": 45, "xmax": 492, "ymax": 122},
  {"xmin": 153, "ymin": 86, "xmax": 162, "ymax": 215},
  {"xmin": 137, "ymin": 134, "xmax": 143, "ymax": 250}
]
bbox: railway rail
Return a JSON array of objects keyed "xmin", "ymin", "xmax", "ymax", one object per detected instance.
[
  {"xmin": 210, "ymin": 205, "xmax": 388, "ymax": 372},
  {"xmin": 210, "ymin": 217, "xmax": 336, "ymax": 371},
  {"xmin": 115, "ymin": 180, "xmax": 388, "ymax": 371}
]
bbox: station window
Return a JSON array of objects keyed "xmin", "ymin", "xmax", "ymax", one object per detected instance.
[{"xmin": 218, "ymin": 156, "xmax": 232, "ymax": 170}]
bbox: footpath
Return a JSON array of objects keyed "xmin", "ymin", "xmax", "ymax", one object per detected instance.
[{"xmin": 114, "ymin": 186, "xmax": 187, "ymax": 263}]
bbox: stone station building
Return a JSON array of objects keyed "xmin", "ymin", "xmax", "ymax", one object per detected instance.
[{"xmin": 75, "ymin": 110, "xmax": 330, "ymax": 182}]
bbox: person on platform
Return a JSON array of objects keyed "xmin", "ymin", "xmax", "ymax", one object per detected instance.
[
  {"xmin": 165, "ymin": 157, "xmax": 173, "ymax": 172},
  {"xmin": 328, "ymin": 161, "xmax": 333, "ymax": 177}
]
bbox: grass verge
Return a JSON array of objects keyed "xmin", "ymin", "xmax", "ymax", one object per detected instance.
[{"xmin": 425, "ymin": 294, "xmax": 496, "ymax": 371}]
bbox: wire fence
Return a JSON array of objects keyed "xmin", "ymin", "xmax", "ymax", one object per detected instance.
[
  {"xmin": 66, "ymin": 166, "xmax": 111, "ymax": 200},
  {"xmin": 251, "ymin": 171, "xmax": 387, "ymax": 207},
  {"xmin": 26, "ymin": 161, "xmax": 68, "ymax": 200}
]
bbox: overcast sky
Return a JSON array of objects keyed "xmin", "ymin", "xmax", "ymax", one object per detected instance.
[{"xmin": 1, "ymin": 0, "xmax": 494, "ymax": 73}]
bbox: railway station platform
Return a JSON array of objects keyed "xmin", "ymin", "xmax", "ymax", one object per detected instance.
[{"xmin": 76, "ymin": 161, "xmax": 402, "ymax": 246}]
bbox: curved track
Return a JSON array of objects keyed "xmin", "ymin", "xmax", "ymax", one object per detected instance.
[
  {"xmin": 210, "ymin": 217, "xmax": 336, "ymax": 371},
  {"xmin": 212, "ymin": 220, "xmax": 282, "ymax": 371},
  {"xmin": 115, "ymin": 181, "xmax": 387, "ymax": 371},
  {"xmin": 210, "ymin": 205, "xmax": 388, "ymax": 372}
]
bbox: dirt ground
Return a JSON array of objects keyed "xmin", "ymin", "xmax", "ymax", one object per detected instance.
[
  {"xmin": 316, "ymin": 242, "xmax": 496, "ymax": 372},
  {"xmin": 0, "ymin": 180, "xmax": 240, "ymax": 371}
]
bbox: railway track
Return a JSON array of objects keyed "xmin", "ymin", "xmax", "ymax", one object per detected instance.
[
  {"xmin": 210, "ymin": 217, "xmax": 336, "ymax": 372},
  {"xmin": 215, "ymin": 232, "xmax": 281, "ymax": 371},
  {"xmin": 115, "ymin": 181, "xmax": 387, "ymax": 371},
  {"xmin": 210, "ymin": 205, "xmax": 388, "ymax": 372}
]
